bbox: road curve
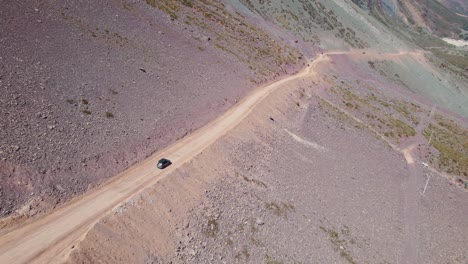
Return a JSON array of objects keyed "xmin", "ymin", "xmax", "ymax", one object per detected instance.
[
  {"xmin": 0, "ymin": 54, "xmax": 330, "ymax": 264},
  {"xmin": 0, "ymin": 50, "xmax": 425, "ymax": 263}
]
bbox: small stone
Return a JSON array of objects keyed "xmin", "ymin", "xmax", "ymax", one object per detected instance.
[{"xmin": 256, "ymin": 218, "xmax": 264, "ymax": 225}]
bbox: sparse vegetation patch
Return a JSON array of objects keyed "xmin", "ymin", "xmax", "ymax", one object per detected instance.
[
  {"xmin": 265, "ymin": 255, "xmax": 283, "ymax": 264},
  {"xmin": 323, "ymin": 77, "xmax": 419, "ymax": 142},
  {"xmin": 423, "ymin": 119, "xmax": 468, "ymax": 178},
  {"xmin": 145, "ymin": 0, "xmax": 302, "ymax": 82},
  {"xmin": 241, "ymin": 175, "xmax": 267, "ymax": 188},
  {"xmin": 203, "ymin": 218, "xmax": 219, "ymax": 238},
  {"xmin": 105, "ymin": 112, "xmax": 114, "ymax": 118},
  {"xmin": 265, "ymin": 201, "xmax": 295, "ymax": 217},
  {"xmin": 235, "ymin": 247, "xmax": 250, "ymax": 260},
  {"xmin": 320, "ymin": 225, "xmax": 356, "ymax": 264}
]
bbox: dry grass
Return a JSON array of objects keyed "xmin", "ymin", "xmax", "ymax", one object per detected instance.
[
  {"xmin": 431, "ymin": 48, "xmax": 468, "ymax": 70},
  {"xmin": 241, "ymin": 175, "xmax": 267, "ymax": 188},
  {"xmin": 325, "ymin": 78, "xmax": 419, "ymax": 141},
  {"xmin": 424, "ymin": 119, "xmax": 468, "ymax": 178},
  {"xmin": 265, "ymin": 255, "xmax": 283, "ymax": 264},
  {"xmin": 203, "ymin": 218, "xmax": 219, "ymax": 237},
  {"xmin": 320, "ymin": 226, "xmax": 356, "ymax": 264},
  {"xmin": 145, "ymin": 0, "xmax": 179, "ymax": 19},
  {"xmin": 235, "ymin": 247, "xmax": 250, "ymax": 260},
  {"xmin": 265, "ymin": 201, "xmax": 295, "ymax": 217},
  {"xmin": 144, "ymin": 0, "xmax": 302, "ymax": 82},
  {"xmin": 386, "ymin": 117, "xmax": 416, "ymax": 138}
]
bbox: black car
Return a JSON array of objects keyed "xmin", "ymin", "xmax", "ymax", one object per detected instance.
[{"xmin": 157, "ymin": 158, "xmax": 172, "ymax": 169}]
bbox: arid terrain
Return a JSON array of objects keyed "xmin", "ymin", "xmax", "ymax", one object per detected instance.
[
  {"xmin": 0, "ymin": 0, "xmax": 467, "ymax": 263},
  {"xmin": 66, "ymin": 51, "xmax": 468, "ymax": 264},
  {"xmin": 0, "ymin": 0, "xmax": 304, "ymax": 221}
]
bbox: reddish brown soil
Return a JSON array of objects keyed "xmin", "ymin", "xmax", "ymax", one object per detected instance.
[
  {"xmin": 1, "ymin": 0, "xmax": 467, "ymax": 263},
  {"xmin": 67, "ymin": 60, "xmax": 468, "ymax": 263},
  {"xmin": 0, "ymin": 0, "xmax": 301, "ymax": 221}
]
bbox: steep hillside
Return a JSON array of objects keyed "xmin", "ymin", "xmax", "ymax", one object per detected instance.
[
  {"xmin": 0, "ymin": 0, "xmax": 303, "ymax": 222},
  {"xmin": 1, "ymin": 0, "xmax": 468, "ymax": 263},
  {"xmin": 1, "ymin": 0, "xmax": 466, "ymax": 228},
  {"xmin": 357, "ymin": 0, "xmax": 468, "ymax": 37},
  {"xmin": 439, "ymin": 0, "xmax": 468, "ymax": 16},
  {"xmin": 68, "ymin": 51, "xmax": 468, "ymax": 264},
  {"xmin": 232, "ymin": 0, "xmax": 468, "ymax": 115},
  {"xmin": 235, "ymin": 0, "xmax": 409, "ymax": 51}
]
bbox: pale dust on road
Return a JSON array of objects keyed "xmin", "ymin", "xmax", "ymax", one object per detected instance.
[
  {"xmin": 0, "ymin": 52, "xmax": 332, "ymax": 264},
  {"xmin": 403, "ymin": 145, "xmax": 416, "ymax": 164},
  {"xmin": 0, "ymin": 50, "xmax": 427, "ymax": 264}
]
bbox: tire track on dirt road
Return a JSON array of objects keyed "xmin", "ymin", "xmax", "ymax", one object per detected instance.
[
  {"xmin": 0, "ymin": 52, "xmax": 335, "ymax": 264},
  {"xmin": 0, "ymin": 50, "xmax": 428, "ymax": 263}
]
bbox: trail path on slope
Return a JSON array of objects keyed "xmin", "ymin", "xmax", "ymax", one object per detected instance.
[
  {"xmin": 0, "ymin": 50, "xmax": 427, "ymax": 264},
  {"xmin": 314, "ymin": 94, "xmax": 422, "ymax": 264},
  {"xmin": 311, "ymin": 50, "xmax": 430, "ymax": 264},
  {"xmin": 0, "ymin": 52, "xmax": 331, "ymax": 264}
]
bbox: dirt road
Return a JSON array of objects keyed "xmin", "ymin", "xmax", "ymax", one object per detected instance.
[
  {"xmin": 0, "ymin": 50, "xmax": 430, "ymax": 263},
  {"xmin": 0, "ymin": 53, "xmax": 333, "ymax": 264}
]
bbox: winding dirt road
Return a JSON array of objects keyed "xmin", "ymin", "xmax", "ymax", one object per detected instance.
[
  {"xmin": 0, "ymin": 53, "xmax": 333, "ymax": 264},
  {"xmin": 0, "ymin": 50, "xmax": 432, "ymax": 263}
]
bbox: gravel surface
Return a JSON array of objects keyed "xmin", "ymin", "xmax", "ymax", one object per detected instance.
[
  {"xmin": 1, "ymin": 0, "xmax": 467, "ymax": 262},
  {"xmin": 0, "ymin": 0, "xmax": 301, "ymax": 220},
  {"xmin": 68, "ymin": 71, "xmax": 468, "ymax": 263}
]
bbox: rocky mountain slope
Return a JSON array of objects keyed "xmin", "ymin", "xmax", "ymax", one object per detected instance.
[
  {"xmin": 439, "ymin": 0, "xmax": 468, "ymax": 16},
  {"xmin": 352, "ymin": 0, "xmax": 468, "ymax": 37},
  {"xmin": 0, "ymin": 0, "xmax": 303, "ymax": 221},
  {"xmin": 1, "ymin": 0, "xmax": 467, "ymax": 262},
  {"xmin": 237, "ymin": 0, "xmax": 408, "ymax": 50},
  {"xmin": 68, "ymin": 51, "xmax": 468, "ymax": 263},
  {"xmin": 1, "ymin": 0, "xmax": 420, "ymax": 223}
]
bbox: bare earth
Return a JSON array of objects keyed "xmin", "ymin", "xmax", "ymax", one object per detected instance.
[
  {"xmin": 68, "ymin": 49, "xmax": 468, "ymax": 264},
  {"xmin": 0, "ymin": 0, "xmax": 303, "ymax": 221},
  {"xmin": 1, "ymin": 50, "xmax": 467, "ymax": 263},
  {"xmin": 1, "ymin": 1, "xmax": 468, "ymax": 263},
  {"xmin": 0, "ymin": 52, "xmax": 320, "ymax": 264},
  {"xmin": 442, "ymin": 38, "xmax": 468, "ymax": 47}
]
